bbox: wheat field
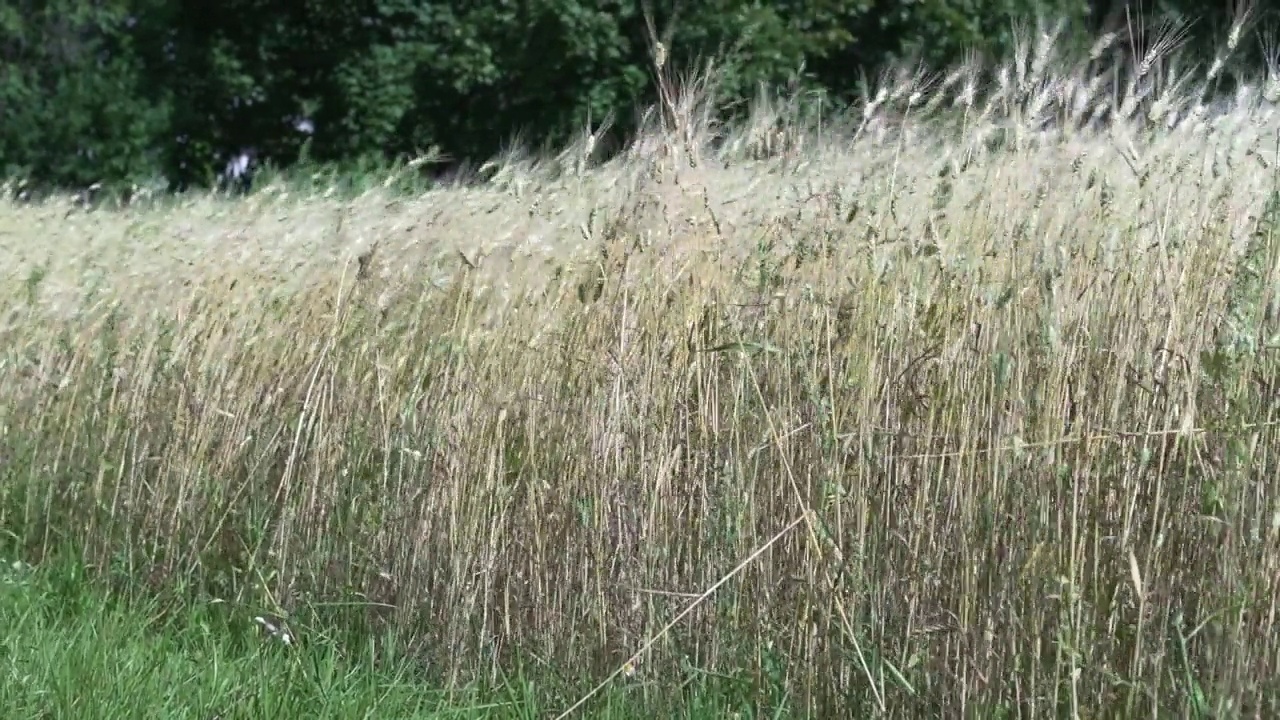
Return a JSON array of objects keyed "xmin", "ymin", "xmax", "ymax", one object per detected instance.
[{"xmin": 3, "ymin": 16, "xmax": 1280, "ymax": 717}]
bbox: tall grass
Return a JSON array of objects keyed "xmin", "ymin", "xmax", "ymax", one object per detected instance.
[{"xmin": 4, "ymin": 12, "xmax": 1280, "ymax": 717}]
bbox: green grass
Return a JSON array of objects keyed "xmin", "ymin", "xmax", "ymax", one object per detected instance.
[{"xmin": 0, "ymin": 554, "xmax": 775, "ymax": 719}]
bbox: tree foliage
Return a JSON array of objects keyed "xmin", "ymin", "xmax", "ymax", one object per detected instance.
[
  {"xmin": 0, "ymin": 0, "xmax": 1259, "ymax": 193},
  {"xmin": 0, "ymin": 0, "xmax": 170, "ymax": 189}
]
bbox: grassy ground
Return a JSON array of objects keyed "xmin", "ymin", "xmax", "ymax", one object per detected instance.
[
  {"xmin": 4, "ymin": 16, "xmax": 1280, "ymax": 718},
  {"xmin": 0, "ymin": 555, "xmax": 779, "ymax": 718}
]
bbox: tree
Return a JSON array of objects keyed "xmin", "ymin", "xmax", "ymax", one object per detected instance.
[{"xmin": 0, "ymin": 0, "xmax": 170, "ymax": 191}]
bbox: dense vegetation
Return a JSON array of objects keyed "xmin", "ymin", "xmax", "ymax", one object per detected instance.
[
  {"xmin": 1, "ymin": 0, "xmax": 1267, "ymax": 193},
  {"xmin": 5, "ymin": 5, "xmax": 1280, "ymax": 713},
  {"xmin": 5, "ymin": 1, "xmax": 1280, "ymax": 715}
]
